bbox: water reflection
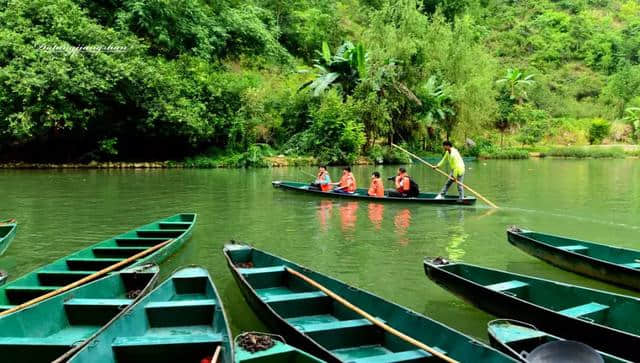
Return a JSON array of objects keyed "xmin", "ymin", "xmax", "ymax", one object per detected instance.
[
  {"xmin": 339, "ymin": 202, "xmax": 359, "ymax": 233},
  {"xmin": 317, "ymin": 200, "xmax": 333, "ymax": 232},
  {"xmin": 368, "ymin": 203, "xmax": 384, "ymax": 230},
  {"xmin": 393, "ymin": 208, "xmax": 412, "ymax": 245}
]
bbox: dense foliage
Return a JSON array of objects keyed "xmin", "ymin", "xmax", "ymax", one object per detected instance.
[{"xmin": 0, "ymin": 0, "xmax": 639, "ymax": 163}]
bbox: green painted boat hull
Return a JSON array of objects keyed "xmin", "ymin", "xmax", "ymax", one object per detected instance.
[
  {"xmin": 273, "ymin": 181, "xmax": 477, "ymax": 205},
  {"xmin": 0, "ymin": 222, "xmax": 17, "ymax": 256},
  {"xmin": 66, "ymin": 266, "xmax": 233, "ymax": 363},
  {"xmin": 235, "ymin": 337, "xmax": 326, "ymax": 362},
  {"xmin": 225, "ymin": 244, "xmax": 515, "ymax": 363},
  {"xmin": 424, "ymin": 259, "xmax": 640, "ymax": 361},
  {"xmin": 487, "ymin": 319, "xmax": 629, "ymax": 363},
  {"xmin": 0, "ymin": 213, "xmax": 196, "ymax": 312},
  {"xmin": 508, "ymin": 227, "xmax": 640, "ymax": 290},
  {"xmin": 0, "ymin": 264, "xmax": 158, "ymax": 363}
]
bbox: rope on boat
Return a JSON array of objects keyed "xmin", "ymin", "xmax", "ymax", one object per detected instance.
[{"xmin": 286, "ymin": 267, "xmax": 460, "ymax": 363}]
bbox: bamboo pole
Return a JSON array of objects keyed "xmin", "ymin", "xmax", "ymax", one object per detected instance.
[
  {"xmin": 0, "ymin": 239, "xmax": 171, "ymax": 317},
  {"xmin": 285, "ymin": 267, "xmax": 459, "ymax": 363},
  {"xmin": 391, "ymin": 143, "xmax": 499, "ymax": 209},
  {"xmin": 211, "ymin": 346, "xmax": 222, "ymax": 363}
]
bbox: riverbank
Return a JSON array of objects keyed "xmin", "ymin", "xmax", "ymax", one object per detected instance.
[{"xmin": 0, "ymin": 145, "xmax": 638, "ymax": 169}]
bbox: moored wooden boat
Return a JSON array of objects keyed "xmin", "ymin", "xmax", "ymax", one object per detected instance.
[
  {"xmin": 0, "ymin": 213, "xmax": 196, "ymax": 312},
  {"xmin": 507, "ymin": 227, "xmax": 640, "ymax": 290},
  {"xmin": 235, "ymin": 332, "xmax": 326, "ymax": 362},
  {"xmin": 224, "ymin": 244, "xmax": 516, "ymax": 363},
  {"xmin": 63, "ymin": 266, "xmax": 232, "ymax": 363},
  {"xmin": 487, "ymin": 319, "xmax": 629, "ymax": 363},
  {"xmin": 0, "ymin": 263, "xmax": 158, "ymax": 363},
  {"xmin": 273, "ymin": 181, "xmax": 477, "ymax": 205},
  {"xmin": 0, "ymin": 220, "xmax": 17, "ymax": 256},
  {"xmin": 424, "ymin": 258, "xmax": 640, "ymax": 361},
  {"xmin": 0, "ymin": 271, "xmax": 7, "ymax": 286}
]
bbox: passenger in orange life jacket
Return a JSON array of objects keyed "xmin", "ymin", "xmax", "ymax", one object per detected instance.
[
  {"xmin": 310, "ymin": 165, "xmax": 332, "ymax": 192},
  {"xmin": 331, "ymin": 167, "xmax": 357, "ymax": 194},
  {"xmin": 386, "ymin": 167, "xmax": 419, "ymax": 197},
  {"xmin": 367, "ymin": 171, "xmax": 385, "ymax": 197}
]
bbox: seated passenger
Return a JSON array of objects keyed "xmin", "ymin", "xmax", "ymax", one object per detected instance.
[
  {"xmin": 386, "ymin": 167, "xmax": 419, "ymax": 197},
  {"xmin": 332, "ymin": 167, "xmax": 357, "ymax": 194},
  {"xmin": 310, "ymin": 166, "xmax": 332, "ymax": 191},
  {"xmin": 368, "ymin": 171, "xmax": 385, "ymax": 197}
]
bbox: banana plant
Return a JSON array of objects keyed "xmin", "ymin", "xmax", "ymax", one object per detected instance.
[
  {"xmin": 300, "ymin": 41, "xmax": 367, "ymax": 97},
  {"xmin": 496, "ymin": 68, "xmax": 535, "ymax": 104}
]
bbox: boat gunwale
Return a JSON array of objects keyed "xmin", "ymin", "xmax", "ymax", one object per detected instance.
[
  {"xmin": 423, "ymin": 259, "xmax": 640, "ymax": 341},
  {"xmin": 0, "ymin": 222, "xmax": 17, "ymax": 255},
  {"xmin": 272, "ymin": 180, "xmax": 477, "ymax": 205},
  {"xmin": 225, "ymin": 245, "xmax": 516, "ymax": 363},
  {"xmin": 507, "ymin": 228, "xmax": 640, "ymax": 273}
]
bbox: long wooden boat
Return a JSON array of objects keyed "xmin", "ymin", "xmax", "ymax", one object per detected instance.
[
  {"xmin": 63, "ymin": 266, "xmax": 233, "ymax": 363},
  {"xmin": 487, "ymin": 319, "xmax": 629, "ymax": 363},
  {"xmin": 0, "ymin": 220, "xmax": 17, "ymax": 256},
  {"xmin": 224, "ymin": 244, "xmax": 516, "ymax": 363},
  {"xmin": 273, "ymin": 181, "xmax": 477, "ymax": 205},
  {"xmin": 0, "ymin": 263, "xmax": 158, "ymax": 362},
  {"xmin": 424, "ymin": 259, "xmax": 640, "ymax": 361},
  {"xmin": 0, "ymin": 213, "xmax": 196, "ymax": 312},
  {"xmin": 507, "ymin": 227, "xmax": 640, "ymax": 290},
  {"xmin": 235, "ymin": 333, "xmax": 326, "ymax": 362}
]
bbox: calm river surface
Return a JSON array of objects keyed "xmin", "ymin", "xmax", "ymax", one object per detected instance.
[{"xmin": 0, "ymin": 159, "xmax": 639, "ymax": 341}]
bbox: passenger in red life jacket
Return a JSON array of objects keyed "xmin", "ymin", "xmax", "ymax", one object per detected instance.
[
  {"xmin": 386, "ymin": 167, "xmax": 419, "ymax": 197},
  {"xmin": 332, "ymin": 167, "xmax": 357, "ymax": 194},
  {"xmin": 310, "ymin": 166, "xmax": 332, "ymax": 192}
]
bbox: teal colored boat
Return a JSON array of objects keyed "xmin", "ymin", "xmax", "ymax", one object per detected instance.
[
  {"xmin": 273, "ymin": 181, "xmax": 476, "ymax": 205},
  {"xmin": 0, "ymin": 263, "xmax": 158, "ymax": 362},
  {"xmin": 0, "ymin": 213, "xmax": 196, "ymax": 312},
  {"xmin": 508, "ymin": 227, "xmax": 640, "ymax": 290},
  {"xmin": 63, "ymin": 266, "xmax": 233, "ymax": 363},
  {"xmin": 424, "ymin": 259, "xmax": 640, "ymax": 361},
  {"xmin": 235, "ymin": 333, "xmax": 326, "ymax": 362},
  {"xmin": 0, "ymin": 220, "xmax": 17, "ymax": 256},
  {"xmin": 224, "ymin": 244, "xmax": 516, "ymax": 363},
  {"xmin": 488, "ymin": 319, "xmax": 630, "ymax": 363}
]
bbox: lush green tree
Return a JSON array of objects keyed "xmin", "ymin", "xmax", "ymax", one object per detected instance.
[{"xmin": 496, "ymin": 68, "xmax": 535, "ymax": 104}]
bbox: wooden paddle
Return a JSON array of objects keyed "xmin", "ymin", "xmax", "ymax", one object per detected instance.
[
  {"xmin": 211, "ymin": 346, "xmax": 221, "ymax": 363},
  {"xmin": 285, "ymin": 267, "xmax": 459, "ymax": 363},
  {"xmin": 391, "ymin": 143, "xmax": 499, "ymax": 209},
  {"xmin": 0, "ymin": 239, "xmax": 171, "ymax": 318}
]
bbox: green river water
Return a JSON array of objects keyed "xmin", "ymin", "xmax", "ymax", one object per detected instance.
[{"xmin": 0, "ymin": 159, "xmax": 639, "ymax": 342}]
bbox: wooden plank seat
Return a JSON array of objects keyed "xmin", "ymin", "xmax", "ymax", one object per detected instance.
[
  {"xmin": 238, "ymin": 266, "xmax": 286, "ymax": 275},
  {"xmin": 558, "ymin": 245, "xmax": 589, "ymax": 253},
  {"xmin": 486, "ymin": 280, "xmax": 529, "ymax": 292},
  {"xmin": 348, "ymin": 348, "xmax": 446, "ymax": 363},
  {"xmin": 111, "ymin": 333, "xmax": 222, "ymax": 348},
  {"xmin": 559, "ymin": 302, "xmax": 609, "ymax": 318}
]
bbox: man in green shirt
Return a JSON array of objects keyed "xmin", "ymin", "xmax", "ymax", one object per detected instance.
[{"xmin": 433, "ymin": 140, "xmax": 465, "ymax": 201}]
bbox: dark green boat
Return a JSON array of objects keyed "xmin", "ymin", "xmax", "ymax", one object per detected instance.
[
  {"xmin": 235, "ymin": 333, "xmax": 326, "ymax": 362},
  {"xmin": 64, "ymin": 266, "xmax": 233, "ymax": 363},
  {"xmin": 273, "ymin": 181, "xmax": 476, "ymax": 205},
  {"xmin": 0, "ymin": 220, "xmax": 17, "ymax": 256},
  {"xmin": 0, "ymin": 263, "xmax": 158, "ymax": 363},
  {"xmin": 424, "ymin": 259, "xmax": 640, "ymax": 361},
  {"xmin": 224, "ymin": 244, "xmax": 516, "ymax": 363},
  {"xmin": 508, "ymin": 227, "xmax": 640, "ymax": 290},
  {"xmin": 487, "ymin": 319, "xmax": 629, "ymax": 363},
  {"xmin": 0, "ymin": 213, "xmax": 196, "ymax": 312}
]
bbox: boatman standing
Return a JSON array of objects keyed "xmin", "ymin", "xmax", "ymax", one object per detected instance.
[{"xmin": 433, "ymin": 140, "xmax": 465, "ymax": 202}]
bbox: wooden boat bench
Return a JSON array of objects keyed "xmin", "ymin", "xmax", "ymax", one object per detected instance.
[
  {"xmin": 557, "ymin": 245, "xmax": 589, "ymax": 254},
  {"xmin": 559, "ymin": 302, "xmax": 609, "ymax": 319},
  {"xmin": 622, "ymin": 262, "xmax": 640, "ymax": 269},
  {"xmin": 111, "ymin": 333, "xmax": 223, "ymax": 350},
  {"xmin": 145, "ymin": 299, "xmax": 217, "ymax": 327},
  {"xmin": 485, "ymin": 280, "xmax": 529, "ymax": 293},
  {"xmin": 346, "ymin": 346, "xmax": 447, "ymax": 363}
]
